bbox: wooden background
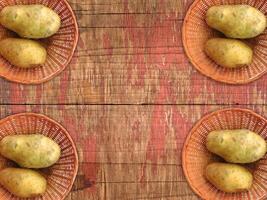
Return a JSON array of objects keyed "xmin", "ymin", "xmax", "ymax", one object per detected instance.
[{"xmin": 2, "ymin": 0, "xmax": 267, "ymax": 199}]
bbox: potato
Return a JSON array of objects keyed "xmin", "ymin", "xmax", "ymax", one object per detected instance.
[
  {"xmin": 206, "ymin": 129, "xmax": 267, "ymax": 163},
  {"xmin": 0, "ymin": 168, "xmax": 47, "ymax": 198},
  {"xmin": 0, "ymin": 5, "xmax": 61, "ymax": 39},
  {"xmin": 0, "ymin": 38, "xmax": 47, "ymax": 68},
  {"xmin": 206, "ymin": 163, "xmax": 252, "ymax": 193},
  {"xmin": 206, "ymin": 5, "xmax": 266, "ymax": 39},
  {"xmin": 0, "ymin": 134, "xmax": 61, "ymax": 168},
  {"xmin": 205, "ymin": 38, "xmax": 253, "ymax": 68}
]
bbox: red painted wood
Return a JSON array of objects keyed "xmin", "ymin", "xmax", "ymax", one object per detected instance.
[
  {"xmin": 1, "ymin": 0, "xmax": 266, "ymax": 199},
  {"xmin": 0, "ymin": 0, "xmax": 263, "ymax": 105},
  {"xmin": 3, "ymin": 105, "xmax": 266, "ymax": 199}
]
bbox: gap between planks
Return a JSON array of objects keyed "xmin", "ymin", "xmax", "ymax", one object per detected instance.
[{"xmin": 0, "ymin": 103, "xmax": 266, "ymax": 106}]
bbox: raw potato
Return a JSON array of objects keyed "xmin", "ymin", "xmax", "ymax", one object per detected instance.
[
  {"xmin": 206, "ymin": 163, "xmax": 253, "ymax": 193},
  {"xmin": 0, "ymin": 5, "xmax": 61, "ymax": 38},
  {"xmin": 0, "ymin": 168, "xmax": 47, "ymax": 198},
  {"xmin": 0, "ymin": 38, "xmax": 47, "ymax": 68},
  {"xmin": 206, "ymin": 5, "xmax": 267, "ymax": 39},
  {"xmin": 205, "ymin": 38, "xmax": 253, "ymax": 68},
  {"xmin": 206, "ymin": 129, "xmax": 267, "ymax": 163},
  {"xmin": 0, "ymin": 134, "xmax": 61, "ymax": 168}
]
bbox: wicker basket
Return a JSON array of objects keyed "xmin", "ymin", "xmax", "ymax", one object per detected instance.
[
  {"xmin": 182, "ymin": 108, "xmax": 267, "ymax": 200},
  {"xmin": 0, "ymin": 0, "xmax": 78, "ymax": 84},
  {"xmin": 183, "ymin": 0, "xmax": 267, "ymax": 84},
  {"xmin": 0, "ymin": 113, "xmax": 78, "ymax": 200}
]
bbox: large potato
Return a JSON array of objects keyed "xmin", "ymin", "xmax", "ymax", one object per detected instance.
[
  {"xmin": 0, "ymin": 134, "xmax": 61, "ymax": 168},
  {"xmin": 206, "ymin": 163, "xmax": 252, "ymax": 193},
  {"xmin": 206, "ymin": 129, "xmax": 267, "ymax": 163},
  {"xmin": 0, "ymin": 38, "xmax": 47, "ymax": 68},
  {"xmin": 0, "ymin": 5, "xmax": 61, "ymax": 38},
  {"xmin": 205, "ymin": 38, "xmax": 253, "ymax": 68},
  {"xmin": 206, "ymin": 5, "xmax": 266, "ymax": 38},
  {"xmin": 0, "ymin": 168, "xmax": 47, "ymax": 198}
]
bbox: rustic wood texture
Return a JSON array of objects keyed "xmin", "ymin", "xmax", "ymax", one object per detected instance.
[
  {"xmin": 2, "ymin": 105, "xmax": 266, "ymax": 200},
  {"xmin": 0, "ymin": 0, "xmax": 265, "ymax": 105},
  {"xmin": 1, "ymin": 0, "xmax": 266, "ymax": 200}
]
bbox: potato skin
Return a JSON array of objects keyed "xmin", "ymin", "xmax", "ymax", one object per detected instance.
[
  {"xmin": 0, "ymin": 5, "xmax": 61, "ymax": 39},
  {"xmin": 0, "ymin": 168, "xmax": 47, "ymax": 198},
  {"xmin": 206, "ymin": 5, "xmax": 266, "ymax": 39},
  {"xmin": 205, "ymin": 38, "xmax": 253, "ymax": 68},
  {"xmin": 0, "ymin": 38, "xmax": 47, "ymax": 68},
  {"xmin": 0, "ymin": 134, "xmax": 61, "ymax": 168},
  {"xmin": 206, "ymin": 129, "xmax": 267, "ymax": 163},
  {"xmin": 206, "ymin": 163, "xmax": 252, "ymax": 193}
]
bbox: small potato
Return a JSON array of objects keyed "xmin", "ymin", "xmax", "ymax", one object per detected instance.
[
  {"xmin": 205, "ymin": 38, "xmax": 253, "ymax": 68},
  {"xmin": 206, "ymin": 5, "xmax": 266, "ymax": 39},
  {"xmin": 0, "ymin": 5, "xmax": 61, "ymax": 38},
  {"xmin": 206, "ymin": 129, "xmax": 267, "ymax": 163},
  {"xmin": 0, "ymin": 134, "xmax": 61, "ymax": 168},
  {"xmin": 206, "ymin": 163, "xmax": 252, "ymax": 193},
  {"xmin": 0, "ymin": 168, "xmax": 47, "ymax": 198},
  {"xmin": 0, "ymin": 38, "xmax": 47, "ymax": 68}
]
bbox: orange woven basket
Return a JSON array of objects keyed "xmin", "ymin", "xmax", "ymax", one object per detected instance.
[
  {"xmin": 182, "ymin": 108, "xmax": 267, "ymax": 200},
  {"xmin": 183, "ymin": 0, "xmax": 267, "ymax": 84},
  {"xmin": 0, "ymin": 0, "xmax": 78, "ymax": 84},
  {"xmin": 0, "ymin": 113, "xmax": 78, "ymax": 200}
]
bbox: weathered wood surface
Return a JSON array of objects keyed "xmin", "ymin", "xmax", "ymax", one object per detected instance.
[
  {"xmin": 1, "ymin": 0, "xmax": 267, "ymax": 200},
  {"xmin": 1, "ymin": 105, "xmax": 266, "ymax": 199},
  {"xmin": 0, "ymin": 0, "xmax": 265, "ymax": 105}
]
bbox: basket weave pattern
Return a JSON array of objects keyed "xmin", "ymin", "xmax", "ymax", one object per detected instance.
[
  {"xmin": 0, "ymin": 113, "xmax": 78, "ymax": 200},
  {"xmin": 0, "ymin": 0, "xmax": 78, "ymax": 84},
  {"xmin": 182, "ymin": 108, "xmax": 267, "ymax": 200},
  {"xmin": 182, "ymin": 0, "xmax": 267, "ymax": 84}
]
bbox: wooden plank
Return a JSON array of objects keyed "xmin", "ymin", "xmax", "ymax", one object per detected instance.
[
  {"xmin": 1, "ymin": 105, "xmax": 266, "ymax": 199},
  {"xmin": 0, "ymin": 0, "xmax": 265, "ymax": 105},
  {"xmin": 68, "ymin": 182, "xmax": 198, "ymax": 200},
  {"xmin": 0, "ymin": 0, "xmax": 265, "ymax": 199},
  {"xmin": 69, "ymin": 0, "xmax": 186, "ymax": 14}
]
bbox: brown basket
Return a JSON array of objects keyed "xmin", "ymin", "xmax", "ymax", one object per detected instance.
[
  {"xmin": 0, "ymin": 0, "xmax": 78, "ymax": 84},
  {"xmin": 182, "ymin": 108, "xmax": 267, "ymax": 200},
  {"xmin": 0, "ymin": 113, "xmax": 78, "ymax": 200},
  {"xmin": 182, "ymin": 0, "xmax": 267, "ymax": 84}
]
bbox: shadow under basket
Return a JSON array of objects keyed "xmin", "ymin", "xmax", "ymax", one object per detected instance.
[
  {"xmin": 0, "ymin": 0, "xmax": 78, "ymax": 84},
  {"xmin": 0, "ymin": 113, "xmax": 78, "ymax": 200},
  {"xmin": 182, "ymin": 108, "xmax": 267, "ymax": 200},
  {"xmin": 182, "ymin": 0, "xmax": 267, "ymax": 84}
]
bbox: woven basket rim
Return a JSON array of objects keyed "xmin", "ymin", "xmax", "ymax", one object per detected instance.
[
  {"xmin": 182, "ymin": 0, "xmax": 267, "ymax": 85},
  {"xmin": 182, "ymin": 108, "xmax": 267, "ymax": 199},
  {"xmin": 0, "ymin": 112, "xmax": 79, "ymax": 200},
  {"xmin": 0, "ymin": 0, "xmax": 79, "ymax": 85}
]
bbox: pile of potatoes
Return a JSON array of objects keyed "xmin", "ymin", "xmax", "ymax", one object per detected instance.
[
  {"xmin": 0, "ymin": 134, "xmax": 61, "ymax": 198},
  {"xmin": 205, "ymin": 129, "xmax": 267, "ymax": 193},
  {"xmin": 205, "ymin": 5, "xmax": 267, "ymax": 68},
  {"xmin": 0, "ymin": 5, "xmax": 61, "ymax": 68}
]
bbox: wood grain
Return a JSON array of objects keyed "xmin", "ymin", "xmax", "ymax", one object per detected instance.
[
  {"xmin": 1, "ymin": 105, "xmax": 266, "ymax": 199},
  {"xmin": 1, "ymin": 0, "xmax": 266, "ymax": 199},
  {"xmin": 0, "ymin": 0, "xmax": 265, "ymax": 105}
]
